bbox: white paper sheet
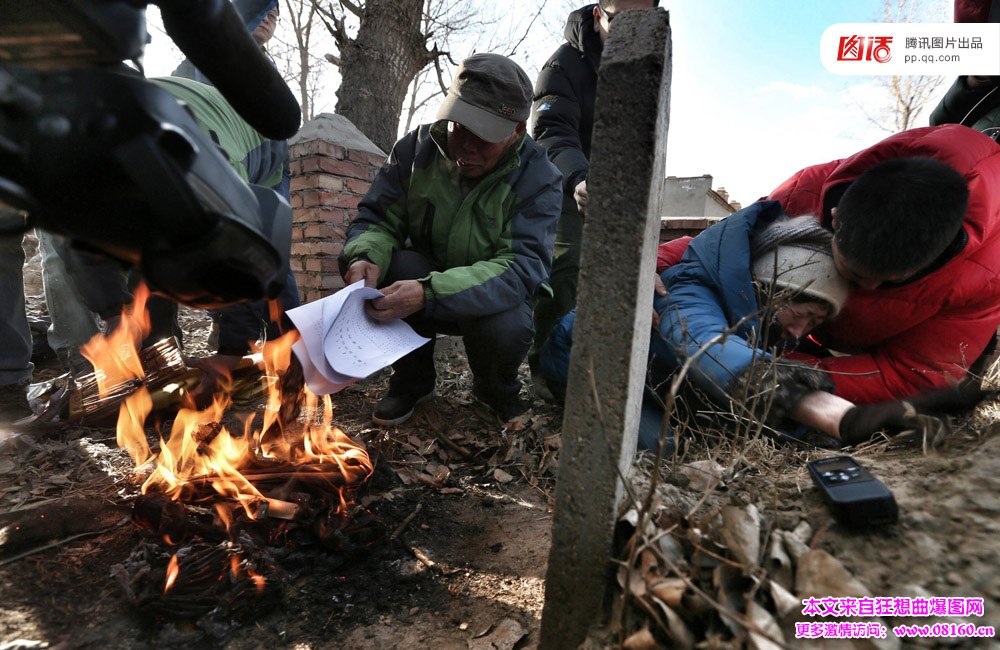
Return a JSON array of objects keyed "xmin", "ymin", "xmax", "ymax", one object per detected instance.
[{"xmin": 285, "ymin": 280, "xmax": 430, "ymax": 395}]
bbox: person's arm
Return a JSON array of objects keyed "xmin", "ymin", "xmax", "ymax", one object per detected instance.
[
  {"xmin": 815, "ymin": 303, "xmax": 1000, "ymax": 403},
  {"xmin": 338, "ymin": 130, "xmax": 418, "ymax": 283},
  {"xmin": 421, "ymin": 161, "xmax": 562, "ymax": 321},
  {"xmin": 929, "ymin": 76, "xmax": 1000, "ymax": 126},
  {"xmin": 531, "ymin": 55, "xmax": 590, "ymax": 196},
  {"xmin": 656, "ymin": 237, "xmax": 692, "ymax": 273}
]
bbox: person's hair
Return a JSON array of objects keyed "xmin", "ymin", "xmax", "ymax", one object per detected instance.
[
  {"xmin": 598, "ymin": 0, "xmax": 661, "ymax": 10},
  {"xmin": 834, "ymin": 157, "xmax": 968, "ymax": 276}
]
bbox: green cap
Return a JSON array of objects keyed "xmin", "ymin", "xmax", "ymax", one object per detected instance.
[{"xmin": 436, "ymin": 53, "xmax": 532, "ymax": 143}]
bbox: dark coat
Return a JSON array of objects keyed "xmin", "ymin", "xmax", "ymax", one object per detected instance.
[{"xmin": 530, "ymin": 5, "xmax": 602, "ymax": 196}]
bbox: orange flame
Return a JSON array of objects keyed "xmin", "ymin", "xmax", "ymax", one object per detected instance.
[
  {"xmin": 164, "ymin": 553, "xmax": 180, "ymax": 592},
  {"xmin": 84, "ymin": 292, "xmax": 373, "ymax": 530}
]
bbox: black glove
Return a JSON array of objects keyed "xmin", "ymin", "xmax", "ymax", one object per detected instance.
[
  {"xmin": 839, "ymin": 401, "xmax": 914, "ymax": 446},
  {"xmin": 839, "ymin": 379, "xmax": 997, "ymax": 446},
  {"xmin": 730, "ymin": 361, "xmax": 834, "ymax": 427},
  {"xmin": 905, "ymin": 377, "xmax": 994, "ymax": 415}
]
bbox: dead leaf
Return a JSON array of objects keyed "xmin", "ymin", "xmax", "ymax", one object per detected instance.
[
  {"xmin": 720, "ymin": 504, "xmax": 760, "ymax": 568},
  {"xmin": 0, "ymin": 459, "xmax": 15, "ymax": 474},
  {"xmin": 622, "ymin": 627, "xmax": 662, "ymax": 650},
  {"xmin": 646, "ymin": 596, "xmax": 694, "ymax": 649},
  {"xmin": 543, "ymin": 434, "xmax": 561, "ymax": 449},
  {"xmin": 46, "ymin": 474, "xmax": 70, "ymax": 486},
  {"xmin": 650, "ymin": 578, "xmax": 685, "ymax": 607},
  {"xmin": 747, "ymin": 600, "xmax": 785, "ymax": 650},
  {"xmin": 439, "ymin": 487, "xmax": 463, "ymax": 495},
  {"xmin": 766, "ymin": 532, "xmax": 793, "ymax": 590},
  {"xmin": 467, "ymin": 617, "xmax": 526, "ymax": 650},
  {"xmin": 493, "ymin": 468, "xmax": 513, "ymax": 484},
  {"xmin": 678, "ymin": 460, "xmax": 724, "ymax": 492},
  {"xmin": 768, "ymin": 579, "xmax": 800, "ymax": 619},
  {"xmin": 796, "ymin": 549, "xmax": 871, "ymax": 597}
]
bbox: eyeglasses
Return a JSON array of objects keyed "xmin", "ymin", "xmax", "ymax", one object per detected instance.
[{"xmin": 599, "ymin": 5, "xmax": 618, "ymax": 23}]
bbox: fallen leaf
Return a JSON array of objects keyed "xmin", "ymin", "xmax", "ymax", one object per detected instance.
[
  {"xmin": 622, "ymin": 626, "xmax": 661, "ymax": 650},
  {"xmin": 766, "ymin": 532, "xmax": 793, "ymax": 590},
  {"xmin": 439, "ymin": 487, "xmax": 463, "ymax": 495},
  {"xmin": 796, "ymin": 549, "xmax": 871, "ymax": 597},
  {"xmin": 650, "ymin": 578, "xmax": 686, "ymax": 607},
  {"xmin": 720, "ymin": 504, "xmax": 760, "ymax": 568},
  {"xmin": 468, "ymin": 617, "xmax": 526, "ymax": 650},
  {"xmin": 767, "ymin": 579, "xmax": 800, "ymax": 619},
  {"xmin": 493, "ymin": 469, "xmax": 513, "ymax": 484},
  {"xmin": 0, "ymin": 459, "xmax": 15, "ymax": 474},
  {"xmin": 747, "ymin": 600, "xmax": 785, "ymax": 650},
  {"xmin": 678, "ymin": 460, "xmax": 724, "ymax": 492}
]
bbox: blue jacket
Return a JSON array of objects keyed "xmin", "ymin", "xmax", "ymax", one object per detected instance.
[{"xmin": 656, "ymin": 200, "xmax": 790, "ymax": 395}]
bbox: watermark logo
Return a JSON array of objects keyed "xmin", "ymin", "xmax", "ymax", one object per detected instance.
[
  {"xmin": 821, "ymin": 23, "xmax": 1000, "ymax": 75},
  {"xmin": 836, "ymin": 35, "xmax": 893, "ymax": 63}
]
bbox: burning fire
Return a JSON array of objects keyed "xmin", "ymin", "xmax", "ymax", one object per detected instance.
[
  {"xmin": 82, "ymin": 286, "xmax": 373, "ymax": 527},
  {"xmin": 164, "ymin": 553, "xmax": 179, "ymax": 593}
]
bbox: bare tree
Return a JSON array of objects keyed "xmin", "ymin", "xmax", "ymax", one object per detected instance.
[
  {"xmin": 316, "ymin": 0, "xmax": 445, "ymax": 152},
  {"xmin": 279, "ymin": 0, "xmax": 324, "ymax": 122},
  {"xmin": 315, "ymin": 0, "xmax": 549, "ymax": 152},
  {"xmin": 862, "ymin": 0, "xmax": 947, "ymax": 131}
]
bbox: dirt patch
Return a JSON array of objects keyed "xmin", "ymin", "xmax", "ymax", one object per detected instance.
[{"xmin": 3, "ymin": 311, "xmax": 1000, "ymax": 649}]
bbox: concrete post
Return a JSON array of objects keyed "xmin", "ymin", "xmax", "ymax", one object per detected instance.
[{"xmin": 539, "ymin": 9, "xmax": 672, "ymax": 649}]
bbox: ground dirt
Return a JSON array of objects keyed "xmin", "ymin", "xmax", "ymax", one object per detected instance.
[{"xmin": 2, "ymin": 297, "xmax": 999, "ymax": 649}]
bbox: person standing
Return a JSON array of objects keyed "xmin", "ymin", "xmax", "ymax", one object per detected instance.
[{"xmin": 528, "ymin": 0, "xmax": 659, "ymax": 397}]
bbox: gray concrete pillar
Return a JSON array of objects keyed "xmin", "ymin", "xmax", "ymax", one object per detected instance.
[{"xmin": 539, "ymin": 9, "xmax": 672, "ymax": 649}]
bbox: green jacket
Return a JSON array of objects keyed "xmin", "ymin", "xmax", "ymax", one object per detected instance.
[{"xmin": 341, "ymin": 121, "xmax": 562, "ymax": 320}]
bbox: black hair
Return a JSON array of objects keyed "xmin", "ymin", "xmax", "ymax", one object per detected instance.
[
  {"xmin": 834, "ymin": 157, "xmax": 968, "ymax": 276},
  {"xmin": 598, "ymin": 0, "xmax": 661, "ymax": 10}
]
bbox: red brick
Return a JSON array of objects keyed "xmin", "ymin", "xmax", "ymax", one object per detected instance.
[
  {"xmin": 304, "ymin": 223, "xmax": 336, "ymax": 239},
  {"xmin": 289, "ymin": 257, "xmax": 304, "ymax": 272},
  {"xmin": 314, "ymin": 174, "xmax": 345, "ymax": 191},
  {"xmin": 346, "ymin": 148, "xmax": 386, "ymax": 167},
  {"xmin": 290, "ymin": 193, "xmax": 304, "ymax": 209},
  {"xmin": 305, "ymin": 290, "xmax": 325, "ymax": 303},
  {"xmin": 345, "ymin": 177, "xmax": 372, "ymax": 195},
  {"xmin": 320, "ymin": 274, "xmax": 343, "ymax": 290},
  {"xmin": 291, "ymin": 241, "xmax": 338, "ymax": 256},
  {"xmin": 297, "ymin": 272, "xmax": 320, "ymax": 289},
  {"xmin": 327, "ymin": 192, "xmax": 360, "ymax": 209},
  {"xmin": 317, "ymin": 157, "xmax": 372, "ymax": 180},
  {"xmin": 320, "ymin": 258, "xmax": 341, "ymax": 273}
]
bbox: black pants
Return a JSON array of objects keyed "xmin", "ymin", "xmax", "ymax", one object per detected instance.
[{"xmin": 383, "ymin": 250, "xmax": 533, "ymax": 405}]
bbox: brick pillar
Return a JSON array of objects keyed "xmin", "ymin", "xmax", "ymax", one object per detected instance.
[{"xmin": 287, "ymin": 114, "xmax": 386, "ymax": 303}]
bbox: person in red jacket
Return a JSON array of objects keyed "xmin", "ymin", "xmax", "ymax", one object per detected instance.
[{"xmin": 660, "ymin": 124, "xmax": 1000, "ymax": 404}]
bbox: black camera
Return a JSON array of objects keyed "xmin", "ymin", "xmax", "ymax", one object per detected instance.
[{"xmin": 0, "ymin": 0, "xmax": 301, "ymax": 308}]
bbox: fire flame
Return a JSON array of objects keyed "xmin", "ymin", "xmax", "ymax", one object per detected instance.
[
  {"xmin": 164, "ymin": 553, "xmax": 179, "ymax": 592},
  {"xmin": 86, "ymin": 286, "xmax": 373, "ymax": 529}
]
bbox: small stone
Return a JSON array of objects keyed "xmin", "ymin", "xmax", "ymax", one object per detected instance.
[{"xmin": 459, "ymin": 622, "xmax": 469, "ymax": 631}]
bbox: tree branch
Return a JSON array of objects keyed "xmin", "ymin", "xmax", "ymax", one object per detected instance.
[
  {"xmin": 325, "ymin": 52, "xmax": 342, "ymax": 66},
  {"xmin": 505, "ymin": 3, "xmax": 545, "ymax": 56},
  {"xmin": 338, "ymin": 0, "xmax": 363, "ymax": 18}
]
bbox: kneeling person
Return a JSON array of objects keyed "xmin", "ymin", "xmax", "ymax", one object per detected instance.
[{"xmin": 339, "ymin": 53, "xmax": 562, "ymax": 425}]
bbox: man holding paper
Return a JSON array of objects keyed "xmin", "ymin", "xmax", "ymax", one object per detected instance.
[{"xmin": 339, "ymin": 53, "xmax": 562, "ymax": 425}]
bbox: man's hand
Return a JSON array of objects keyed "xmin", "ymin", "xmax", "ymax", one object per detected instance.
[
  {"xmin": 574, "ymin": 180, "xmax": 588, "ymax": 215},
  {"xmin": 366, "ymin": 280, "xmax": 425, "ymax": 322},
  {"xmin": 651, "ymin": 272, "xmax": 667, "ymax": 330},
  {"xmin": 345, "ymin": 260, "xmax": 380, "ymax": 288}
]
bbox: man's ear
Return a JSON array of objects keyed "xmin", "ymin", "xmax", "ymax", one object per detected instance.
[
  {"xmin": 830, "ymin": 207, "xmax": 838, "ymax": 231},
  {"xmin": 515, "ymin": 121, "xmax": 527, "ymax": 137},
  {"xmin": 593, "ymin": 5, "xmax": 602, "ymax": 31}
]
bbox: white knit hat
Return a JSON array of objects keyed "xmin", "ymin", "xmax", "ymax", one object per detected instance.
[{"xmin": 750, "ymin": 216, "xmax": 850, "ymax": 316}]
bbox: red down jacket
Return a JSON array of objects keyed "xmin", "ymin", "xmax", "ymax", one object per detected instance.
[{"xmin": 662, "ymin": 125, "xmax": 1000, "ymax": 403}]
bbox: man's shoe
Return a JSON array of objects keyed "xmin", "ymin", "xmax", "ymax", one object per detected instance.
[
  {"xmin": 473, "ymin": 386, "xmax": 527, "ymax": 422},
  {"xmin": 529, "ymin": 368, "xmax": 556, "ymax": 402},
  {"xmin": 372, "ymin": 386, "xmax": 435, "ymax": 426},
  {"xmin": 0, "ymin": 383, "xmax": 33, "ymax": 425}
]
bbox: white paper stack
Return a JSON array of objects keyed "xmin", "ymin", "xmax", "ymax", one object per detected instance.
[{"xmin": 285, "ymin": 280, "xmax": 430, "ymax": 395}]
